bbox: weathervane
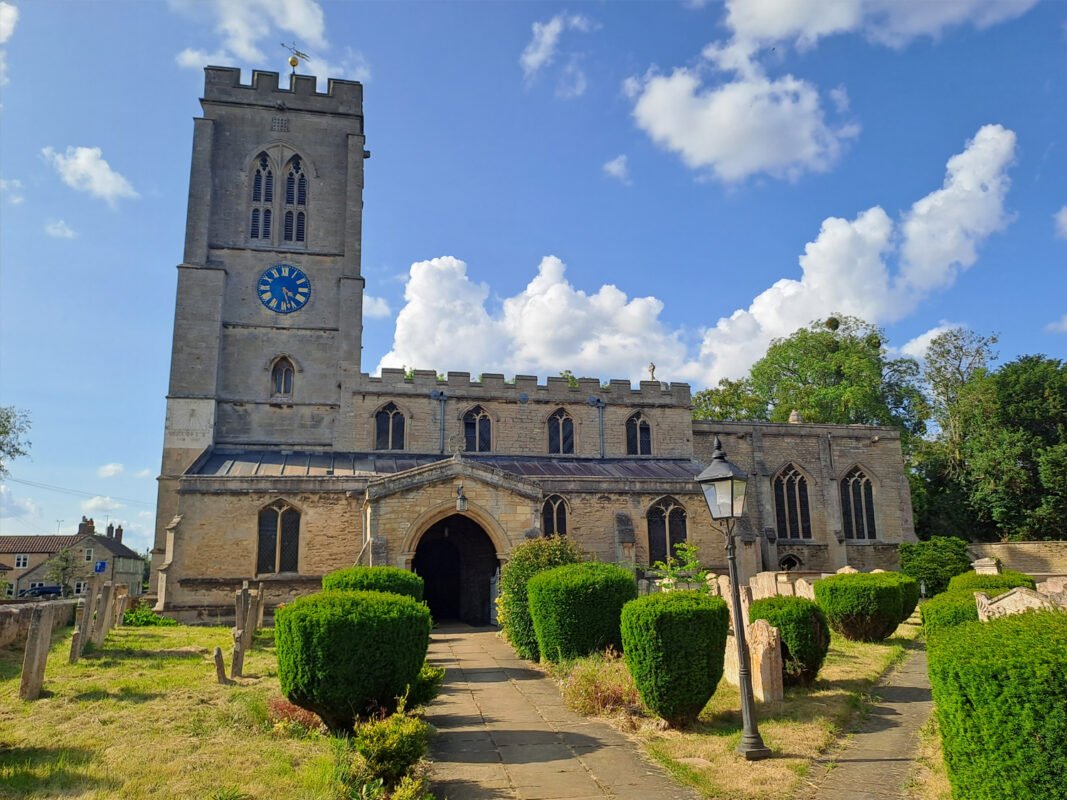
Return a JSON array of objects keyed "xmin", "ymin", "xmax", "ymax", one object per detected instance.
[{"xmin": 281, "ymin": 42, "xmax": 311, "ymax": 74}]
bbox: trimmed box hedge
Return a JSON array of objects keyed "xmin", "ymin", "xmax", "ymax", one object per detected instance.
[
  {"xmin": 884, "ymin": 572, "xmax": 920, "ymax": 623},
  {"xmin": 497, "ymin": 536, "xmax": 584, "ymax": 661},
  {"xmin": 898, "ymin": 536, "xmax": 972, "ymax": 596},
  {"xmin": 621, "ymin": 592, "xmax": 729, "ymax": 727},
  {"xmin": 920, "ymin": 587, "xmax": 1010, "ymax": 632},
  {"xmin": 945, "ymin": 570, "xmax": 1036, "ymax": 594},
  {"xmin": 927, "ymin": 612, "xmax": 1067, "ymax": 800},
  {"xmin": 321, "ymin": 566, "xmax": 425, "ymax": 602},
  {"xmin": 526, "ymin": 562, "xmax": 637, "ymax": 663},
  {"xmin": 748, "ymin": 595, "xmax": 830, "ymax": 686},
  {"xmin": 276, "ymin": 590, "xmax": 432, "ymax": 733},
  {"xmin": 813, "ymin": 572, "xmax": 903, "ymax": 642}
]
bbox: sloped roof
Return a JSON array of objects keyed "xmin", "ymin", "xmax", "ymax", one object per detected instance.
[
  {"xmin": 0, "ymin": 561, "xmax": 12, "ymax": 571},
  {"xmin": 0, "ymin": 534, "xmax": 82, "ymax": 554},
  {"xmin": 83, "ymin": 534, "xmax": 142, "ymax": 560}
]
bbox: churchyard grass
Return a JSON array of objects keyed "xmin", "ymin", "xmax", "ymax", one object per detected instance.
[
  {"xmin": 555, "ymin": 617, "xmax": 922, "ymax": 800},
  {"xmin": 0, "ymin": 624, "xmax": 347, "ymax": 799},
  {"xmin": 903, "ymin": 718, "xmax": 951, "ymax": 800}
]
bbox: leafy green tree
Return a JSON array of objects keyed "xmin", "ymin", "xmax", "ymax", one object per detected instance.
[
  {"xmin": 0, "ymin": 406, "xmax": 30, "ymax": 477},
  {"xmin": 692, "ymin": 377, "xmax": 768, "ymax": 421},
  {"xmin": 45, "ymin": 547, "xmax": 87, "ymax": 597}
]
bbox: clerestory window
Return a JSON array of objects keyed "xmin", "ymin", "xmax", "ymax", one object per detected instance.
[
  {"xmin": 464, "ymin": 406, "xmax": 492, "ymax": 452},
  {"xmin": 547, "ymin": 408, "xmax": 574, "ymax": 454},
  {"xmin": 542, "ymin": 495, "xmax": 568, "ymax": 536},
  {"xmin": 375, "ymin": 403, "xmax": 405, "ymax": 450},
  {"xmin": 626, "ymin": 411, "xmax": 652, "ymax": 455},
  {"xmin": 257, "ymin": 501, "xmax": 300, "ymax": 574}
]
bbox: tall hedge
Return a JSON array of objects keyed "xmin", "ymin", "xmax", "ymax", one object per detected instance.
[
  {"xmin": 526, "ymin": 562, "xmax": 637, "ymax": 663},
  {"xmin": 920, "ymin": 588, "xmax": 1013, "ymax": 633},
  {"xmin": 497, "ymin": 536, "xmax": 584, "ymax": 660},
  {"xmin": 322, "ymin": 566, "xmax": 425, "ymax": 602},
  {"xmin": 748, "ymin": 596, "xmax": 830, "ymax": 686},
  {"xmin": 276, "ymin": 590, "xmax": 432, "ymax": 733},
  {"xmin": 621, "ymin": 593, "xmax": 729, "ymax": 727},
  {"xmin": 898, "ymin": 537, "xmax": 972, "ymax": 596},
  {"xmin": 813, "ymin": 573, "xmax": 903, "ymax": 642},
  {"xmin": 927, "ymin": 612, "xmax": 1067, "ymax": 800},
  {"xmin": 946, "ymin": 570, "xmax": 1036, "ymax": 594}
]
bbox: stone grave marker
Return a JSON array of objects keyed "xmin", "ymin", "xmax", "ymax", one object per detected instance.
[{"xmin": 19, "ymin": 604, "xmax": 55, "ymax": 700}]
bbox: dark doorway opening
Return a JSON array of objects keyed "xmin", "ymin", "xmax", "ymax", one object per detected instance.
[{"xmin": 412, "ymin": 514, "xmax": 498, "ymax": 626}]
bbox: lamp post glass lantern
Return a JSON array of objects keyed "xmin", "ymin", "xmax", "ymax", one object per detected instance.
[{"xmin": 696, "ymin": 436, "xmax": 771, "ymax": 761}]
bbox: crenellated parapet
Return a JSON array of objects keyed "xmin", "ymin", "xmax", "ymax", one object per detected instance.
[
  {"xmin": 202, "ymin": 67, "xmax": 363, "ymax": 116},
  {"xmin": 361, "ymin": 369, "xmax": 692, "ymax": 407}
]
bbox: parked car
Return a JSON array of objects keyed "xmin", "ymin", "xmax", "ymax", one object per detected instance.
[{"xmin": 17, "ymin": 585, "xmax": 63, "ymax": 600}]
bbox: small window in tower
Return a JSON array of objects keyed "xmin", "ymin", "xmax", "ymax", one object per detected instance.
[
  {"xmin": 547, "ymin": 408, "xmax": 574, "ymax": 454},
  {"xmin": 264, "ymin": 170, "xmax": 274, "ymax": 202},
  {"xmin": 296, "ymin": 212, "xmax": 306, "ymax": 242},
  {"xmin": 284, "ymin": 211, "xmax": 294, "ymax": 242},
  {"xmin": 286, "ymin": 173, "xmax": 296, "ymax": 206},
  {"xmin": 464, "ymin": 406, "xmax": 492, "ymax": 452},
  {"xmin": 271, "ymin": 357, "xmax": 294, "ymax": 399},
  {"xmin": 626, "ymin": 412, "xmax": 652, "ymax": 455},
  {"xmin": 375, "ymin": 403, "xmax": 405, "ymax": 450},
  {"xmin": 263, "ymin": 209, "xmax": 272, "ymax": 238},
  {"xmin": 252, "ymin": 171, "xmax": 263, "ymax": 203},
  {"xmin": 297, "ymin": 175, "xmax": 307, "ymax": 205},
  {"xmin": 250, "ymin": 209, "xmax": 260, "ymax": 239}
]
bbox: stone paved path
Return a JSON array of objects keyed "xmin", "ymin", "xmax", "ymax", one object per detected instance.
[
  {"xmin": 805, "ymin": 646, "xmax": 933, "ymax": 800},
  {"xmin": 424, "ymin": 625, "xmax": 698, "ymax": 800}
]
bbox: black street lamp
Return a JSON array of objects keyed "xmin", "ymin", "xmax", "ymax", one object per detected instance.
[{"xmin": 696, "ymin": 436, "xmax": 772, "ymax": 761}]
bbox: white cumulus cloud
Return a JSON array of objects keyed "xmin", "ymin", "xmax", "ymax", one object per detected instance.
[
  {"xmin": 1046, "ymin": 315, "xmax": 1067, "ymax": 334},
  {"xmin": 45, "ymin": 219, "xmax": 76, "ymax": 239},
  {"xmin": 0, "ymin": 484, "xmax": 38, "ymax": 520},
  {"xmin": 1054, "ymin": 205, "xmax": 1067, "ymax": 239},
  {"xmin": 82, "ymin": 496, "xmax": 123, "ymax": 515},
  {"xmin": 0, "ymin": 1, "xmax": 17, "ymax": 86},
  {"xmin": 900, "ymin": 322, "xmax": 962, "ymax": 359},
  {"xmin": 97, "ymin": 463, "xmax": 124, "ymax": 478},
  {"xmin": 363, "ymin": 295, "xmax": 392, "ymax": 319},
  {"xmin": 42, "ymin": 146, "xmax": 139, "ymax": 207},
  {"xmin": 0, "ymin": 176, "xmax": 23, "ymax": 204},
  {"xmin": 520, "ymin": 13, "xmax": 595, "ymax": 98},
  {"xmin": 602, "ymin": 155, "xmax": 631, "ymax": 185},
  {"xmin": 135, "ymin": 468, "xmax": 153, "ymax": 479}
]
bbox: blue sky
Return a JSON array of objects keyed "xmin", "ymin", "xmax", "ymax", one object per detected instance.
[{"xmin": 1, "ymin": 0, "xmax": 1064, "ymax": 552}]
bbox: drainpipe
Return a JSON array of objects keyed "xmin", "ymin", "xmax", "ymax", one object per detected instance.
[
  {"xmin": 587, "ymin": 397, "xmax": 607, "ymax": 458},
  {"xmin": 431, "ymin": 390, "xmax": 447, "ymax": 454}
]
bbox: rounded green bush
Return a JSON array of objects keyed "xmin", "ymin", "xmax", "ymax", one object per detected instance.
[
  {"xmin": 748, "ymin": 596, "xmax": 830, "ymax": 686},
  {"xmin": 526, "ymin": 562, "xmax": 637, "ymax": 663},
  {"xmin": 322, "ymin": 566, "xmax": 424, "ymax": 602},
  {"xmin": 813, "ymin": 573, "xmax": 903, "ymax": 642},
  {"xmin": 881, "ymin": 572, "xmax": 920, "ymax": 623},
  {"xmin": 276, "ymin": 590, "xmax": 432, "ymax": 733},
  {"xmin": 927, "ymin": 612, "xmax": 1067, "ymax": 800},
  {"xmin": 621, "ymin": 592, "xmax": 729, "ymax": 727},
  {"xmin": 945, "ymin": 570, "xmax": 1036, "ymax": 594},
  {"xmin": 898, "ymin": 537, "xmax": 972, "ymax": 596},
  {"xmin": 497, "ymin": 536, "xmax": 584, "ymax": 661}
]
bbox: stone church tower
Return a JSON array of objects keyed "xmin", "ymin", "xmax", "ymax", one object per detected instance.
[{"xmin": 151, "ymin": 68, "xmax": 915, "ymax": 621}]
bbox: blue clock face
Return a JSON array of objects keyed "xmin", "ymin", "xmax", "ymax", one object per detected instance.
[{"xmin": 258, "ymin": 264, "xmax": 311, "ymax": 314}]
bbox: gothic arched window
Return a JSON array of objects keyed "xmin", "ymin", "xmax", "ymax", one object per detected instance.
[
  {"xmin": 464, "ymin": 406, "xmax": 491, "ymax": 452},
  {"xmin": 647, "ymin": 497, "xmax": 687, "ymax": 566},
  {"xmin": 841, "ymin": 467, "xmax": 877, "ymax": 540},
  {"xmin": 249, "ymin": 152, "xmax": 273, "ymax": 241},
  {"xmin": 542, "ymin": 495, "xmax": 568, "ymax": 536},
  {"xmin": 547, "ymin": 408, "xmax": 574, "ymax": 454},
  {"xmin": 375, "ymin": 402, "xmax": 405, "ymax": 450},
  {"xmin": 283, "ymin": 156, "xmax": 306, "ymax": 243},
  {"xmin": 774, "ymin": 465, "xmax": 812, "ymax": 540},
  {"xmin": 271, "ymin": 357, "xmax": 294, "ymax": 399},
  {"xmin": 257, "ymin": 500, "xmax": 300, "ymax": 574},
  {"xmin": 626, "ymin": 411, "xmax": 652, "ymax": 455}
]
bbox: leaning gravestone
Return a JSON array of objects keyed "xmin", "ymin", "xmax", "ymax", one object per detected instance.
[
  {"xmin": 19, "ymin": 604, "xmax": 55, "ymax": 700},
  {"xmin": 723, "ymin": 619, "xmax": 784, "ymax": 703},
  {"xmin": 90, "ymin": 582, "xmax": 115, "ymax": 648}
]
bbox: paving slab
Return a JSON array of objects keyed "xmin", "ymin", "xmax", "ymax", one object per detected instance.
[{"xmin": 425, "ymin": 625, "xmax": 698, "ymax": 800}]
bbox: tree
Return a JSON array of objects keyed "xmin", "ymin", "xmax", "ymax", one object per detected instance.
[
  {"xmin": 0, "ymin": 406, "xmax": 30, "ymax": 477},
  {"xmin": 692, "ymin": 377, "xmax": 768, "ymax": 421},
  {"xmin": 45, "ymin": 547, "xmax": 87, "ymax": 597}
]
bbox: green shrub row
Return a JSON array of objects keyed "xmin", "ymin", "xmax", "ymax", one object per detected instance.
[
  {"xmin": 748, "ymin": 596, "xmax": 830, "ymax": 686},
  {"xmin": 920, "ymin": 587, "xmax": 1015, "ymax": 632},
  {"xmin": 945, "ymin": 570, "xmax": 1035, "ymax": 594},
  {"xmin": 275, "ymin": 590, "xmax": 432, "ymax": 733},
  {"xmin": 927, "ymin": 612, "xmax": 1067, "ymax": 800},
  {"xmin": 527, "ymin": 562, "xmax": 637, "ymax": 663},
  {"xmin": 322, "ymin": 565, "xmax": 425, "ymax": 602},
  {"xmin": 498, "ymin": 537, "xmax": 584, "ymax": 660},
  {"xmin": 621, "ymin": 592, "xmax": 729, "ymax": 726},
  {"xmin": 813, "ymin": 572, "xmax": 910, "ymax": 641},
  {"xmin": 898, "ymin": 537, "xmax": 972, "ymax": 596}
]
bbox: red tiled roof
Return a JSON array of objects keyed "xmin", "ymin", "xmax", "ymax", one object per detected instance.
[{"xmin": 0, "ymin": 534, "xmax": 84, "ymax": 554}]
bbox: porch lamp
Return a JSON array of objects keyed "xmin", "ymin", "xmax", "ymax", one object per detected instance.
[{"xmin": 695, "ymin": 436, "xmax": 772, "ymax": 761}]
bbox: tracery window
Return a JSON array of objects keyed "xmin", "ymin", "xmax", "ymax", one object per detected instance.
[
  {"xmin": 375, "ymin": 402, "xmax": 405, "ymax": 450},
  {"xmin": 464, "ymin": 406, "xmax": 491, "ymax": 452},
  {"xmin": 841, "ymin": 467, "xmax": 877, "ymax": 540},
  {"xmin": 626, "ymin": 411, "xmax": 652, "ymax": 455},
  {"xmin": 257, "ymin": 500, "xmax": 300, "ymax": 574},
  {"xmin": 271, "ymin": 357, "xmax": 294, "ymax": 399},
  {"xmin": 249, "ymin": 152, "xmax": 274, "ymax": 241},
  {"xmin": 547, "ymin": 408, "xmax": 574, "ymax": 454},
  {"xmin": 542, "ymin": 495, "xmax": 568, "ymax": 536},
  {"xmin": 647, "ymin": 497, "xmax": 687, "ymax": 566},
  {"xmin": 774, "ymin": 464, "xmax": 812, "ymax": 540},
  {"xmin": 283, "ymin": 156, "xmax": 306, "ymax": 243}
]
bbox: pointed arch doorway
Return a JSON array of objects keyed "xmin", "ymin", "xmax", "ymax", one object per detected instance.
[{"xmin": 412, "ymin": 514, "xmax": 499, "ymax": 626}]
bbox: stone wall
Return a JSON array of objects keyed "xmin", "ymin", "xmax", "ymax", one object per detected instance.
[
  {"xmin": 968, "ymin": 541, "xmax": 1067, "ymax": 577},
  {"xmin": 0, "ymin": 600, "xmax": 77, "ymax": 650}
]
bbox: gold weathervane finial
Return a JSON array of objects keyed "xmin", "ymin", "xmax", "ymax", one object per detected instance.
[{"xmin": 281, "ymin": 42, "xmax": 311, "ymax": 74}]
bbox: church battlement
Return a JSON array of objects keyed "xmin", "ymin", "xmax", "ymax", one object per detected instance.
[
  {"xmin": 362, "ymin": 369, "xmax": 692, "ymax": 406},
  {"xmin": 202, "ymin": 67, "xmax": 363, "ymax": 115}
]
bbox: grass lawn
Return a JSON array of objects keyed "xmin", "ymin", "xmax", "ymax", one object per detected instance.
[
  {"xmin": 0, "ymin": 624, "xmax": 340, "ymax": 800},
  {"xmin": 904, "ymin": 717, "xmax": 952, "ymax": 800},
  {"xmin": 558, "ymin": 618, "xmax": 923, "ymax": 800}
]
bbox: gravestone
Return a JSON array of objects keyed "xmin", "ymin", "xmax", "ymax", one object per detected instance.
[
  {"xmin": 975, "ymin": 588, "xmax": 1066, "ymax": 622},
  {"xmin": 836, "ymin": 566, "xmax": 859, "ymax": 574},
  {"xmin": 723, "ymin": 620, "xmax": 784, "ymax": 702},
  {"xmin": 972, "ymin": 558, "xmax": 1001, "ymax": 576},
  {"xmin": 794, "ymin": 578, "xmax": 816, "ymax": 600},
  {"xmin": 19, "ymin": 604, "xmax": 55, "ymax": 700},
  {"xmin": 90, "ymin": 582, "xmax": 115, "ymax": 648}
]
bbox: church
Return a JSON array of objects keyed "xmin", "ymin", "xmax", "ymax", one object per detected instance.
[{"xmin": 149, "ymin": 68, "xmax": 916, "ymax": 623}]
